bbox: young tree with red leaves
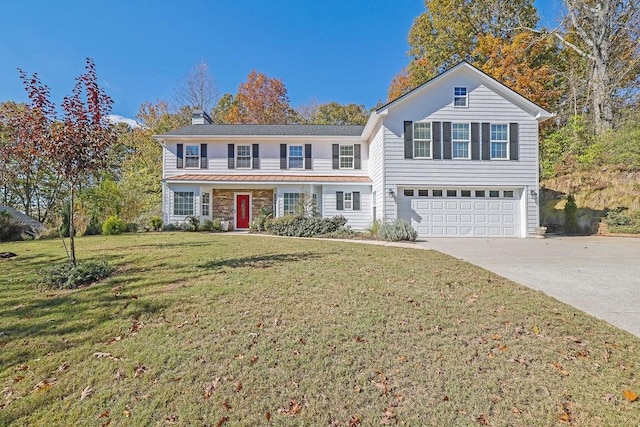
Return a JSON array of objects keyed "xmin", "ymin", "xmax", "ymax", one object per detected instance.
[{"xmin": 17, "ymin": 58, "xmax": 116, "ymax": 265}]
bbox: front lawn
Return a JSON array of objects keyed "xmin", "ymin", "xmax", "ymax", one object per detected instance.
[{"xmin": 0, "ymin": 233, "xmax": 638, "ymax": 425}]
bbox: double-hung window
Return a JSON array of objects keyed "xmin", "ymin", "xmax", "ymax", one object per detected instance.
[
  {"xmin": 344, "ymin": 192, "xmax": 353, "ymax": 210},
  {"xmin": 452, "ymin": 123, "xmax": 470, "ymax": 159},
  {"xmin": 236, "ymin": 145, "xmax": 251, "ymax": 168},
  {"xmin": 454, "ymin": 87, "xmax": 468, "ymax": 107},
  {"xmin": 185, "ymin": 145, "xmax": 200, "ymax": 168},
  {"xmin": 339, "ymin": 145, "xmax": 354, "ymax": 169},
  {"xmin": 173, "ymin": 191, "xmax": 194, "ymax": 216},
  {"xmin": 283, "ymin": 193, "xmax": 300, "ymax": 215},
  {"xmin": 413, "ymin": 122, "xmax": 431, "ymax": 158},
  {"xmin": 289, "ymin": 145, "xmax": 303, "ymax": 169},
  {"xmin": 490, "ymin": 124, "xmax": 509, "ymax": 159}
]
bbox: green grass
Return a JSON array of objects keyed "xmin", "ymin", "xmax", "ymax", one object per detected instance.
[{"xmin": 0, "ymin": 233, "xmax": 638, "ymax": 425}]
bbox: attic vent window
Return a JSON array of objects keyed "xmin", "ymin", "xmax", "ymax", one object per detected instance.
[{"xmin": 454, "ymin": 87, "xmax": 467, "ymax": 107}]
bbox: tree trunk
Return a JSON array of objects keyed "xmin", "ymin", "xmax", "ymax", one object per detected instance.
[{"xmin": 69, "ymin": 187, "xmax": 76, "ymax": 266}]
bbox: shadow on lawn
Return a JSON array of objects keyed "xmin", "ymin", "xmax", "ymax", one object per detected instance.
[{"xmin": 198, "ymin": 251, "xmax": 326, "ymax": 269}]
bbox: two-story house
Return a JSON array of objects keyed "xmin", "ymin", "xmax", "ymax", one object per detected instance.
[{"xmin": 156, "ymin": 62, "xmax": 553, "ymax": 237}]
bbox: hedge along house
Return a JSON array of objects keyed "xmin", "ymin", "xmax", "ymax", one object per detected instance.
[{"xmin": 155, "ymin": 62, "xmax": 553, "ymax": 237}]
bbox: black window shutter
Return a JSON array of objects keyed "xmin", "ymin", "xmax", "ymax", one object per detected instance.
[
  {"xmin": 280, "ymin": 144, "xmax": 287, "ymax": 169},
  {"xmin": 305, "ymin": 144, "xmax": 312, "ymax": 169},
  {"xmin": 481, "ymin": 123, "xmax": 491, "ymax": 160},
  {"xmin": 471, "ymin": 123, "xmax": 480, "ymax": 160},
  {"xmin": 227, "ymin": 144, "xmax": 235, "ymax": 169},
  {"xmin": 354, "ymin": 144, "xmax": 361, "ymax": 169},
  {"xmin": 177, "ymin": 143, "xmax": 184, "ymax": 168},
  {"xmin": 332, "ymin": 144, "xmax": 339, "ymax": 169},
  {"xmin": 252, "ymin": 144, "xmax": 260, "ymax": 169},
  {"xmin": 404, "ymin": 121, "xmax": 413, "ymax": 159},
  {"xmin": 443, "ymin": 122, "xmax": 452, "ymax": 160},
  {"xmin": 432, "ymin": 121, "xmax": 441, "ymax": 159},
  {"xmin": 509, "ymin": 123, "xmax": 519, "ymax": 160},
  {"xmin": 336, "ymin": 191, "xmax": 344, "ymax": 210},
  {"xmin": 200, "ymin": 143, "xmax": 208, "ymax": 168},
  {"xmin": 353, "ymin": 192, "xmax": 361, "ymax": 211}
]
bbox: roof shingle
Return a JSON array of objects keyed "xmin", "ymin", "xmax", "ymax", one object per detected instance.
[{"xmin": 158, "ymin": 124, "xmax": 365, "ymax": 137}]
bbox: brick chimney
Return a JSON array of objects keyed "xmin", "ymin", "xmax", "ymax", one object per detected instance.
[{"xmin": 192, "ymin": 109, "xmax": 213, "ymax": 125}]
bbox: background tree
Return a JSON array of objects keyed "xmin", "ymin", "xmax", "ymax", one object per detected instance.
[
  {"xmin": 171, "ymin": 61, "xmax": 219, "ymax": 113},
  {"xmin": 214, "ymin": 70, "xmax": 296, "ymax": 124},
  {"xmin": 308, "ymin": 102, "xmax": 368, "ymax": 125}
]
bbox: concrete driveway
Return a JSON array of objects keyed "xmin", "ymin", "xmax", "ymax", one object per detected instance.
[{"xmin": 416, "ymin": 236, "xmax": 640, "ymax": 337}]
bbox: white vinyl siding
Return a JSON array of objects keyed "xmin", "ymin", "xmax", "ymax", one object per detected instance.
[
  {"xmin": 322, "ymin": 185, "xmax": 371, "ymax": 230},
  {"xmin": 452, "ymin": 123, "xmax": 470, "ymax": 159}
]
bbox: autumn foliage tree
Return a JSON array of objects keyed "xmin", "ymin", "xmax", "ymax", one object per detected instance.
[
  {"xmin": 17, "ymin": 58, "xmax": 116, "ymax": 265},
  {"xmin": 215, "ymin": 70, "xmax": 296, "ymax": 124}
]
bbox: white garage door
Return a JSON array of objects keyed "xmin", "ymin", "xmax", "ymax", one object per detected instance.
[{"xmin": 398, "ymin": 188, "xmax": 522, "ymax": 237}]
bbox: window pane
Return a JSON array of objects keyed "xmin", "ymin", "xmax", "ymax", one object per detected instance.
[
  {"xmin": 504, "ymin": 190, "xmax": 514, "ymax": 198},
  {"xmin": 475, "ymin": 190, "xmax": 486, "ymax": 197},
  {"xmin": 340, "ymin": 157, "xmax": 353, "ymax": 168},
  {"xmin": 446, "ymin": 190, "xmax": 457, "ymax": 197},
  {"xmin": 403, "ymin": 189, "xmax": 414, "ymax": 197},
  {"xmin": 414, "ymin": 123, "xmax": 431, "ymax": 140},
  {"xmin": 344, "ymin": 192, "xmax": 352, "ymax": 210},
  {"xmin": 414, "ymin": 140, "xmax": 430, "ymax": 158},
  {"xmin": 491, "ymin": 124, "xmax": 508, "ymax": 141},
  {"xmin": 454, "ymin": 87, "xmax": 467, "ymax": 96},
  {"xmin": 489, "ymin": 190, "xmax": 500, "ymax": 198},
  {"xmin": 185, "ymin": 145, "xmax": 200, "ymax": 168},
  {"xmin": 461, "ymin": 190, "xmax": 471, "ymax": 197},
  {"xmin": 237, "ymin": 145, "xmax": 251, "ymax": 168},
  {"xmin": 453, "ymin": 142, "xmax": 469, "ymax": 158},
  {"xmin": 339, "ymin": 145, "xmax": 353, "ymax": 156},
  {"xmin": 491, "ymin": 142, "xmax": 508, "ymax": 159},
  {"xmin": 452, "ymin": 123, "xmax": 469, "ymax": 140},
  {"xmin": 433, "ymin": 190, "xmax": 443, "ymax": 197},
  {"xmin": 418, "ymin": 189, "xmax": 429, "ymax": 197}
]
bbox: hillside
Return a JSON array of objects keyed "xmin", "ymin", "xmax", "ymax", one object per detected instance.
[{"xmin": 540, "ymin": 169, "xmax": 640, "ymax": 233}]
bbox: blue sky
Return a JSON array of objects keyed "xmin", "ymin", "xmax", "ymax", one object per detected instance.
[{"xmin": 0, "ymin": 0, "xmax": 564, "ymax": 123}]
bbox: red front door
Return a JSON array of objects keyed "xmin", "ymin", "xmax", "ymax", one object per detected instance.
[{"xmin": 236, "ymin": 194, "xmax": 250, "ymax": 229}]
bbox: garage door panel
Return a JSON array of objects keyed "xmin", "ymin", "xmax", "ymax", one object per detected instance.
[{"xmin": 398, "ymin": 188, "xmax": 523, "ymax": 238}]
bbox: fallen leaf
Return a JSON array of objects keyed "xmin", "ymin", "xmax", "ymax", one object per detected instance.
[
  {"xmin": 533, "ymin": 325, "xmax": 540, "ymax": 335},
  {"xmin": 222, "ymin": 400, "xmax": 232, "ymax": 411},
  {"xmin": 265, "ymin": 411, "xmax": 271, "ymax": 421},
  {"xmin": 133, "ymin": 365, "xmax": 146, "ymax": 378},
  {"xmin": 602, "ymin": 393, "xmax": 615, "ymax": 402},
  {"xmin": 80, "ymin": 385, "xmax": 93, "ymax": 401},
  {"xmin": 236, "ymin": 381, "xmax": 243, "ymax": 392},
  {"xmin": 251, "ymin": 355, "xmax": 258, "ymax": 364},
  {"xmin": 34, "ymin": 379, "xmax": 55, "ymax": 392},
  {"xmin": 114, "ymin": 369, "xmax": 125, "ymax": 381},
  {"xmin": 476, "ymin": 413, "xmax": 490, "ymax": 425},
  {"xmin": 491, "ymin": 334, "xmax": 502, "ymax": 340},
  {"xmin": 204, "ymin": 378, "xmax": 220, "ymax": 399},
  {"xmin": 349, "ymin": 415, "xmax": 361, "ymax": 426},
  {"xmin": 130, "ymin": 317, "xmax": 143, "ymax": 333},
  {"xmin": 108, "ymin": 335, "xmax": 122, "ymax": 344},
  {"xmin": 98, "ymin": 410, "xmax": 110, "ymax": 418},
  {"xmin": 16, "ymin": 364, "xmax": 29, "ymax": 371},
  {"xmin": 13, "ymin": 376, "xmax": 24, "ymax": 383},
  {"xmin": 278, "ymin": 399, "xmax": 302, "ymax": 416},
  {"xmin": 123, "ymin": 409, "xmax": 131, "ymax": 417},
  {"xmin": 623, "ymin": 389, "xmax": 638, "ymax": 402},
  {"xmin": 354, "ymin": 385, "xmax": 362, "ymax": 394},
  {"xmin": 216, "ymin": 416, "xmax": 229, "ymax": 427}
]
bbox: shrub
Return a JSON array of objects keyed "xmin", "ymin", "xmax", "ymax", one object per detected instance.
[
  {"xmin": 162, "ymin": 223, "xmax": 180, "ymax": 231},
  {"xmin": 367, "ymin": 220, "xmax": 382, "ymax": 238},
  {"xmin": 127, "ymin": 223, "xmax": 139, "ymax": 233},
  {"xmin": 150, "ymin": 216, "xmax": 163, "ymax": 231},
  {"xmin": 378, "ymin": 219, "xmax": 417, "ymax": 242},
  {"xmin": 102, "ymin": 215, "xmax": 128, "ymax": 235},
  {"xmin": 604, "ymin": 209, "xmax": 640, "ymax": 234},
  {"xmin": 251, "ymin": 207, "xmax": 274, "ymax": 232},
  {"xmin": 38, "ymin": 260, "xmax": 114, "ymax": 290},
  {"xmin": 563, "ymin": 195, "xmax": 581, "ymax": 234},
  {"xmin": 186, "ymin": 216, "xmax": 200, "ymax": 231},
  {"xmin": 0, "ymin": 211, "xmax": 29, "ymax": 242},
  {"xmin": 267, "ymin": 215, "xmax": 349, "ymax": 237},
  {"xmin": 84, "ymin": 211, "xmax": 102, "ymax": 236}
]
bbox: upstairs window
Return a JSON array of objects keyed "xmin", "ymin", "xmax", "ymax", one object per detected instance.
[
  {"xmin": 339, "ymin": 145, "xmax": 354, "ymax": 169},
  {"xmin": 236, "ymin": 145, "xmax": 251, "ymax": 168},
  {"xmin": 491, "ymin": 124, "xmax": 509, "ymax": 159},
  {"xmin": 185, "ymin": 145, "xmax": 200, "ymax": 168},
  {"xmin": 454, "ymin": 87, "xmax": 467, "ymax": 107},
  {"xmin": 413, "ymin": 122, "xmax": 432, "ymax": 158},
  {"xmin": 452, "ymin": 123, "xmax": 470, "ymax": 159},
  {"xmin": 289, "ymin": 145, "xmax": 304, "ymax": 169}
]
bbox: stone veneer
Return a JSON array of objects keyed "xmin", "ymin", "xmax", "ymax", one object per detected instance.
[{"xmin": 211, "ymin": 189, "xmax": 274, "ymax": 224}]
